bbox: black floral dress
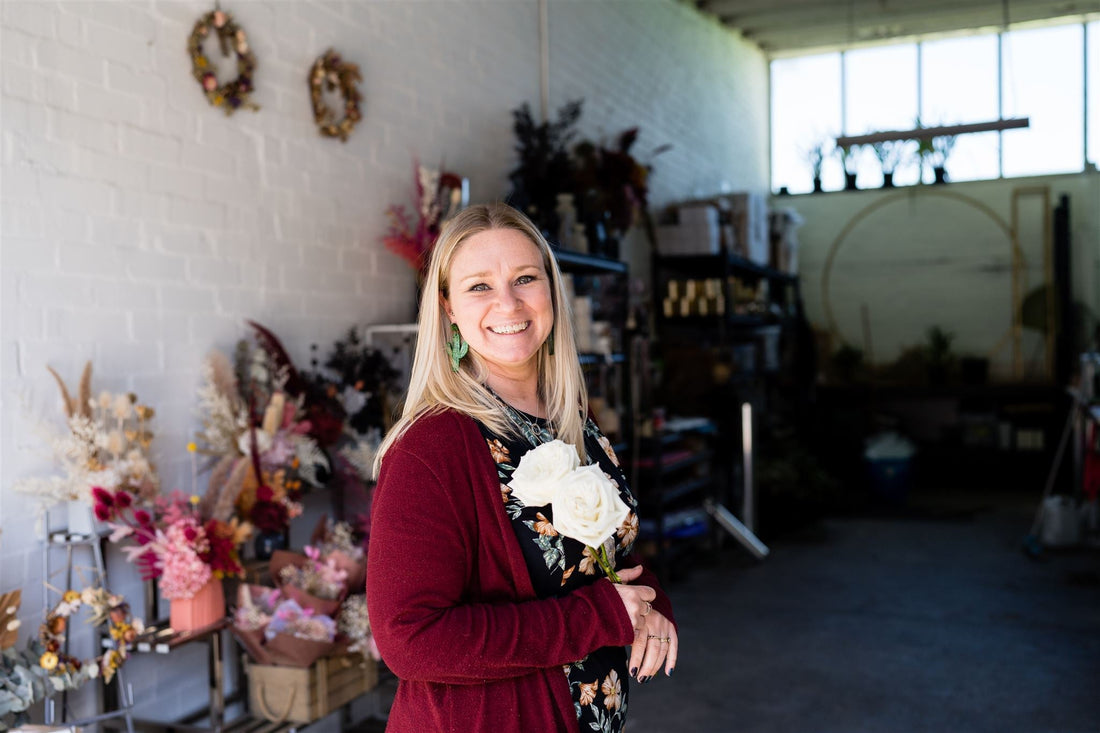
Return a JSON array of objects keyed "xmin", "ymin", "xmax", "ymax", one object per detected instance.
[{"xmin": 476, "ymin": 406, "xmax": 639, "ymax": 733}]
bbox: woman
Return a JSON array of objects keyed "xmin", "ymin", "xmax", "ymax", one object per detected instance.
[{"xmin": 367, "ymin": 202, "xmax": 677, "ymax": 732}]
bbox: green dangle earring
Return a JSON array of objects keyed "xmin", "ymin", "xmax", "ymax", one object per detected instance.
[{"xmin": 445, "ymin": 323, "xmax": 468, "ymax": 372}]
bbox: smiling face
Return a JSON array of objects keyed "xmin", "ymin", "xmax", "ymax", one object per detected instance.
[{"xmin": 442, "ymin": 227, "xmax": 554, "ymax": 390}]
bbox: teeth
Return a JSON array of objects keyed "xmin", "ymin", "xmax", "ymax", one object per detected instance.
[{"xmin": 489, "ymin": 322, "xmax": 529, "ymax": 335}]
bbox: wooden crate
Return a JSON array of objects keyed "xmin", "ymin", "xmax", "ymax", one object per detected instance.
[{"xmin": 247, "ymin": 653, "xmax": 378, "ymax": 724}]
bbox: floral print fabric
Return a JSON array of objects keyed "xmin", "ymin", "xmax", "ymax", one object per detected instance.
[{"xmin": 476, "ymin": 412, "xmax": 638, "ymax": 733}]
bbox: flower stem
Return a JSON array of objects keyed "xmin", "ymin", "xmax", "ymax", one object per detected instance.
[{"xmin": 594, "ymin": 543, "xmax": 621, "ymax": 583}]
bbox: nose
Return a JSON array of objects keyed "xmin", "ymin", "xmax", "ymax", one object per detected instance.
[{"xmin": 494, "ymin": 284, "xmax": 521, "ymax": 311}]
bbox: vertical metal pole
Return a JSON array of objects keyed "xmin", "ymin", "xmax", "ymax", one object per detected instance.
[
  {"xmin": 741, "ymin": 402, "xmax": 754, "ymax": 532},
  {"xmin": 916, "ymin": 41, "xmax": 923, "ymax": 122},
  {"xmin": 998, "ymin": 30, "xmax": 1005, "ymax": 176},
  {"xmin": 209, "ymin": 630, "xmax": 225, "ymax": 731},
  {"xmin": 538, "ymin": 0, "xmax": 549, "ymax": 122},
  {"xmin": 1083, "ymin": 22, "xmax": 1090, "ymax": 170}
]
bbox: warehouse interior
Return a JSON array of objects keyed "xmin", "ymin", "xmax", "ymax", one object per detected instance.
[{"xmin": 1, "ymin": 1, "xmax": 1098, "ymax": 731}]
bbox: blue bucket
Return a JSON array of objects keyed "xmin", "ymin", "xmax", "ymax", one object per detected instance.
[{"xmin": 867, "ymin": 456, "xmax": 912, "ymax": 505}]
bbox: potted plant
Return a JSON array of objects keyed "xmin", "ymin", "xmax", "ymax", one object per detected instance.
[
  {"xmin": 930, "ymin": 135, "xmax": 956, "ymax": 184},
  {"xmin": 507, "ymin": 99, "xmax": 583, "ymax": 237},
  {"xmin": 837, "ymin": 144, "xmax": 860, "ymax": 190},
  {"xmin": 571, "ymin": 127, "xmax": 668, "ymax": 258},
  {"xmin": 871, "ymin": 140, "xmax": 902, "ymax": 188},
  {"xmin": 924, "ymin": 325, "xmax": 956, "ymax": 384},
  {"xmin": 806, "ymin": 141, "xmax": 827, "ymax": 192}
]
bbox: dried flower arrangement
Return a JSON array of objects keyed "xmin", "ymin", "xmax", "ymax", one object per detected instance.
[
  {"xmin": 12, "ymin": 362, "xmax": 159, "ymax": 521},
  {"xmin": 336, "ymin": 594, "xmax": 374, "ymax": 658},
  {"xmin": 95, "ymin": 486, "xmax": 250, "ymax": 600},
  {"xmin": 507, "ymin": 99, "xmax": 584, "ymax": 235},
  {"xmin": 572, "ymin": 127, "xmax": 669, "ymax": 236},
  {"xmin": 307, "ymin": 328, "xmax": 399, "ymax": 501},
  {"xmin": 1, "ymin": 587, "xmax": 142, "ymax": 730},
  {"xmin": 187, "ymin": 8, "xmax": 258, "ymax": 115},
  {"xmin": 231, "ymin": 586, "xmax": 339, "ymax": 668},
  {"xmin": 275, "ymin": 546, "xmax": 349, "ymax": 603},
  {"xmin": 382, "ymin": 160, "xmax": 468, "ymax": 277},
  {"xmin": 309, "ymin": 48, "xmax": 362, "ymax": 142},
  {"xmin": 194, "ymin": 322, "xmax": 331, "ymax": 536}
]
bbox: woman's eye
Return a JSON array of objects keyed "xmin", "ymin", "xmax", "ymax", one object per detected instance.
[
  {"xmin": 469, "ymin": 283, "xmax": 489, "ymax": 292},
  {"xmin": 515, "ymin": 275, "xmax": 536, "ymax": 285}
]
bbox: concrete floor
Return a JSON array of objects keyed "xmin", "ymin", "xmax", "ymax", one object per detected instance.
[{"xmin": 626, "ymin": 492, "xmax": 1100, "ymax": 733}]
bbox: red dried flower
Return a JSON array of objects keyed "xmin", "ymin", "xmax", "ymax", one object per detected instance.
[
  {"xmin": 113, "ymin": 491, "xmax": 132, "ymax": 509},
  {"xmin": 92, "ymin": 486, "xmax": 113, "ymax": 508},
  {"xmin": 250, "ymin": 500, "xmax": 288, "ymax": 534}
]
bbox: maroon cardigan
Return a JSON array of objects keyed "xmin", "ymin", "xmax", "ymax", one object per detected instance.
[{"xmin": 366, "ymin": 409, "xmax": 675, "ymax": 732}]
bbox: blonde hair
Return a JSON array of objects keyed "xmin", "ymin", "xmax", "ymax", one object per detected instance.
[{"xmin": 373, "ymin": 202, "xmax": 588, "ymax": 477}]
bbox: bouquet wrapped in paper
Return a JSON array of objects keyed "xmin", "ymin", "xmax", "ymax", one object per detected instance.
[
  {"xmin": 309, "ymin": 517, "xmax": 366, "ymax": 592},
  {"xmin": 231, "ymin": 584, "xmax": 282, "ymax": 665},
  {"xmin": 263, "ymin": 599, "xmax": 338, "ymax": 668},
  {"xmin": 269, "ymin": 548, "xmax": 348, "ymax": 617},
  {"xmin": 231, "ymin": 585, "xmax": 340, "ymax": 668}
]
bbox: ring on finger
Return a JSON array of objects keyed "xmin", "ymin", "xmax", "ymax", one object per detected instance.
[{"xmin": 646, "ymin": 634, "xmax": 671, "ymax": 643}]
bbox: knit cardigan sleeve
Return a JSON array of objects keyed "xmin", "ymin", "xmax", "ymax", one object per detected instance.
[{"xmin": 366, "ymin": 413, "xmax": 638, "ymax": 685}]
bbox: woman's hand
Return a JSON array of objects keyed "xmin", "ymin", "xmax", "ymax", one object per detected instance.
[
  {"xmin": 610, "ymin": 565, "xmax": 657, "ymax": 634},
  {"xmin": 613, "ymin": 566, "xmax": 677, "ymax": 682},
  {"xmin": 629, "ymin": 608, "xmax": 677, "ymax": 683}
]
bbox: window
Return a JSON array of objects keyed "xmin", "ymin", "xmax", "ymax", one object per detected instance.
[
  {"xmin": 769, "ymin": 21, "xmax": 1094, "ymax": 192},
  {"xmin": 921, "ymin": 35, "xmax": 1000, "ymax": 182},
  {"xmin": 1001, "ymin": 24, "xmax": 1084, "ymax": 177},
  {"xmin": 844, "ymin": 45, "xmax": 919, "ymax": 186},
  {"xmin": 770, "ymin": 53, "xmax": 841, "ymax": 194}
]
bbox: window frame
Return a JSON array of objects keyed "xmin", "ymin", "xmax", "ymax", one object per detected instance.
[{"xmin": 769, "ymin": 20, "xmax": 1096, "ymax": 193}]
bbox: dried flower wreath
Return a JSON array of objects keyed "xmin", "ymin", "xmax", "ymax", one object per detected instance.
[
  {"xmin": 186, "ymin": 8, "xmax": 258, "ymax": 115},
  {"xmin": 38, "ymin": 587, "xmax": 143, "ymax": 686},
  {"xmin": 309, "ymin": 49, "xmax": 362, "ymax": 142}
]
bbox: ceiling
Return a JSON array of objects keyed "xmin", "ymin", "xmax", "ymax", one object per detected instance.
[{"xmin": 693, "ymin": 0, "xmax": 1100, "ymax": 56}]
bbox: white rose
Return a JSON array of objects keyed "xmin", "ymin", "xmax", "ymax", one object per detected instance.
[
  {"xmin": 552, "ymin": 464, "xmax": 630, "ymax": 549},
  {"xmin": 508, "ymin": 439, "xmax": 579, "ymax": 507}
]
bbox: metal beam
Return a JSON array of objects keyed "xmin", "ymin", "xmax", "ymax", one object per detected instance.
[
  {"xmin": 699, "ymin": 0, "xmax": 1100, "ymax": 55},
  {"xmin": 835, "ymin": 117, "xmax": 1030, "ymax": 147}
]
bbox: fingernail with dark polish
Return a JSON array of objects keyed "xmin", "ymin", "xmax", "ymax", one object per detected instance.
[
  {"xmin": 667, "ymin": 667, "xmax": 674, "ymax": 676},
  {"xmin": 630, "ymin": 667, "xmax": 638, "ymax": 677}
]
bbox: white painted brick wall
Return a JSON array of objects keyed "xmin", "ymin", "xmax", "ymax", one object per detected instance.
[{"xmin": 1, "ymin": 0, "xmax": 767, "ymax": 723}]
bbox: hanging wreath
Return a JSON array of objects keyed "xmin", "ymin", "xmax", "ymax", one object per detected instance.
[
  {"xmin": 37, "ymin": 587, "xmax": 143, "ymax": 686},
  {"xmin": 309, "ymin": 49, "xmax": 363, "ymax": 142},
  {"xmin": 187, "ymin": 8, "xmax": 258, "ymax": 115}
]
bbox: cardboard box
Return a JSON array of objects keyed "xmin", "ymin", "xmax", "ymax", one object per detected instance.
[
  {"xmin": 656, "ymin": 205, "xmax": 721, "ymax": 255},
  {"xmin": 726, "ymin": 193, "xmax": 769, "ymax": 266},
  {"xmin": 247, "ymin": 653, "xmax": 378, "ymax": 724}
]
